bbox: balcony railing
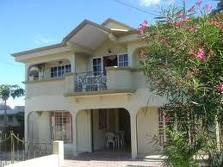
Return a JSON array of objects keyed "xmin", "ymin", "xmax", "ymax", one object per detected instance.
[{"xmin": 74, "ymin": 71, "xmax": 107, "ymax": 92}]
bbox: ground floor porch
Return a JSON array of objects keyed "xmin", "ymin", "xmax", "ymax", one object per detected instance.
[{"xmin": 26, "ymin": 106, "xmax": 164, "ymax": 159}]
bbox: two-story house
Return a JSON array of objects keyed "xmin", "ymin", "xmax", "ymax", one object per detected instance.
[{"xmin": 12, "ymin": 19, "xmax": 166, "ymax": 159}]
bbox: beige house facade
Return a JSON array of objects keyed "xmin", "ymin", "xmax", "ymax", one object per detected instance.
[{"xmin": 12, "ymin": 19, "xmax": 166, "ymax": 158}]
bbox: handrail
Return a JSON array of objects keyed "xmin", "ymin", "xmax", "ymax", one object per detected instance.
[{"xmin": 74, "ymin": 71, "xmax": 107, "ymax": 92}]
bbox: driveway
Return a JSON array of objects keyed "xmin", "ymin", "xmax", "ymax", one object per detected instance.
[{"xmin": 62, "ymin": 152, "xmax": 164, "ymax": 167}]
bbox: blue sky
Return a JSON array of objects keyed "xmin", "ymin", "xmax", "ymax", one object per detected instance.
[{"xmin": 0, "ymin": 0, "xmax": 218, "ymax": 107}]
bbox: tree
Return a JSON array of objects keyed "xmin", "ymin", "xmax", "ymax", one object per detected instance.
[
  {"xmin": 0, "ymin": 85, "xmax": 24, "ymax": 127},
  {"xmin": 138, "ymin": 0, "xmax": 223, "ymax": 166},
  {"xmin": 216, "ymin": 0, "xmax": 223, "ymax": 12}
]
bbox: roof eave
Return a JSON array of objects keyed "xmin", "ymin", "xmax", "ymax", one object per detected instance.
[{"xmin": 11, "ymin": 43, "xmax": 65, "ymax": 57}]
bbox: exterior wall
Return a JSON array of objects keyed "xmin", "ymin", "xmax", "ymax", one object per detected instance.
[
  {"xmin": 25, "ymin": 51, "xmax": 74, "ymax": 81},
  {"xmin": 26, "ymin": 80, "xmax": 65, "ymax": 98},
  {"xmin": 92, "ymin": 110, "xmax": 106, "ymax": 151},
  {"xmin": 27, "ymin": 112, "xmax": 39, "ymax": 142},
  {"xmin": 37, "ymin": 112, "xmax": 51, "ymax": 143},
  {"xmin": 76, "ymin": 110, "xmax": 92, "ymax": 153},
  {"xmin": 22, "ymin": 31, "xmax": 167, "ymax": 157},
  {"xmin": 75, "ymin": 54, "xmax": 89, "ymax": 73},
  {"xmin": 90, "ymin": 40, "xmax": 128, "ymax": 70},
  {"xmin": 137, "ymin": 107, "xmax": 161, "ymax": 155}
]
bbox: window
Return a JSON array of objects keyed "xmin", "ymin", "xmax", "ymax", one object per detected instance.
[
  {"xmin": 8, "ymin": 115, "xmax": 13, "ymax": 122},
  {"xmin": 51, "ymin": 67, "xmax": 58, "ymax": 78},
  {"xmin": 50, "ymin": 64, "xmax": 71, "ymax": 78},
  {"xmin": 99, "ymin": 110, "xmax": 107, "ymax": 129},
  {"xmin": 65, "ymin": 64, "xmax": 71, "ymax": 73},
  {"xmin": 51, "ymin": 112, "xmax": 72, "ymax": 143},
  {"xmin": 93, "ymin": 58, "xmax": 102, "ymax": 75},
  {"xmin": 118, "ymin": 54, "xmax": 128, "ymax": 67}
]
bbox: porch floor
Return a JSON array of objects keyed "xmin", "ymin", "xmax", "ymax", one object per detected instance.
[{"xmin": 63, "ymin": 151, "xmax": 164, "ymax": 167}]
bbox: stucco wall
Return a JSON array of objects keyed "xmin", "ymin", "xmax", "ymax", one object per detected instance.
[
  {"xmin": 137, "ymin": 107, "xmax": 161, "ymax": 155},
  {"xmin": 28, "ymin": 112, "xmax": 39, "ymax": 142},
  {"xmin": 23, "ymin": 35, "xmax": 167, "ymax": 157},
  {"xmin": 26, "ymin": 79, "xmax": 65, "ymax": 98},
  {"xmin": 37, "ymin": 112, "xmax": 51, "ymax": 143},
  {"xmin": 75, "ymin": 54, "xmax": 89, "ymax": 73},
  {"xmin": 76, "ymin": 110, "xmax": 92, "ymax": 153}
]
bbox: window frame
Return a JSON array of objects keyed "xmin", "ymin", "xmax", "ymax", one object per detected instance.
[
  {"xmin": 50, "ymin": 64, "xmax": 71, "ymax": 78},
  {"xmin": 51, "ymin": 112, "xmax": 73, "ymax": 144},
  {"xmin": 117, "ymin": 53, "xmax": 128, "ymax": 67},
  {"xmin": 92, "ymin": 57, "xmax": 102, "ymax": 75}
]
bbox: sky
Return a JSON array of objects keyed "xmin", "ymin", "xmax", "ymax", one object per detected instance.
[{"xmin": 0, "ymin": 0, "xmax": 218, "ymax": 107}]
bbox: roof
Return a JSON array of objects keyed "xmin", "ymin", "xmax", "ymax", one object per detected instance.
[
  {"xmin": 0, "ymin": 106, "xmax": 24, "ymax": 115},
  {"xmin": 11, "ymin": 43, "xmax": 65, "ymax": 57},
  {"xmin": 0, "ymin": 104, "xmax": 11, "ymax": 110},
  {"xmin": 12, "ymin": 18, "xmax": 136, "ymax": 58},
  {"xmin": 102, "ymin": 18, "xmax": 135, "ymax": 30}
]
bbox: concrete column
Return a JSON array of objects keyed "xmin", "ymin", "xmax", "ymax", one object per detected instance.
[
  {"xmin": 130, "ymin": 112, "xmax": 138, "ymax": 159},
  {"xmin": 71, "ymin": 112, "xmax": 78, "ymax": 156},
  {"xmin": 24, "ymin": 111, "xmax": 29, "ymax": 145},
  {"xmin": 69, "ymin": 52, "xmax": 76, "ymax": 73},
  {"xmin": 53, "ymin": 141, "xmax": 64, "ymax": 166},
  {"xmin": 64, "ymin": 73, "xmax": 75, "ymax": 94}
]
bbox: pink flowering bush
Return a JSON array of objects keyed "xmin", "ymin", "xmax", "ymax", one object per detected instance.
[
  {"xmin": 139, "ymin": 0, "xmax": 223, "ymax": 166},
  {"xmin": 138, "ymin": 20, "xmax": 148, "ymax": 35}
]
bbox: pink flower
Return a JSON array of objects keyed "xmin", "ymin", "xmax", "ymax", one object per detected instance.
[
  {"xmin": 183, "ymin": 16, "xmax": 189, "ymax": 22},
  {"xmin": 177, "ymin": 11, "xmax": 185, "ymax": 17},
  {"xmin": 187, "ymin": 26, "xmax": 197, "ymax": 32},
  {"xmin": 196, "ymin": 0, "xmax": 202, "ymax": 6},
  {"xmin": 175, "ymin": 21, "xmax": 183, "ymax": 27},
  {"xmin": 138, "ymin": 20, "xmax": 148, "ymax": 35},
  {"xmin": 188, "ymin": 5, "xmax": 196, "ymax": 13},
  {"xmin": 217, "ymin": 83, "xmax": 223, "ymax": 94},
  {"xmin": 205, "ymin": 3, "xmax": 212, "ymax": 13},
  {"xmin": 196, "ymin": 48, "xmax": 205, "ymax": 61}
]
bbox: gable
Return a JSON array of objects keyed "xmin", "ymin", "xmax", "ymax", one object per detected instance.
[{"xmin": 102, "ymin": 19, "xmax": 135, "ymax": 31}]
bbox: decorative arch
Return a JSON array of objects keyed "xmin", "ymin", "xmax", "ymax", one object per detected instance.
[
  {"xmin": 27, "ymin": 59, "xmax": 72, "ymax": 81},
  {"xmin": 75, "ymin": 108, "xmax": 132, "ymax": 154}
]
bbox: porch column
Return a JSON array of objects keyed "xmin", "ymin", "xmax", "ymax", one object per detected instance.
[
  {"xmin": 25, "ymin": 111, "xmax": 31, "ymax": 151},
  {"xmin": 70, "ymin": 52, "xmax": 76, "ymax": 73},
  {"xmin": 130, "ymin": 112, "xmax": 138, "ymax": 159},
  {"xmin": 71, "ymin": 112, "xmax": 78, "ymax": 156}
]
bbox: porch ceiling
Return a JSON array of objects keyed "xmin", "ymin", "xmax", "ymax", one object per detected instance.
[{"xmin": 63, "ymin": 20, "xmax": 111, "ymax": 50}]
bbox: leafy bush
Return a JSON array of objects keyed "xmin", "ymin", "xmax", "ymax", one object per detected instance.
[
  {"xmin": 163, "ymin": 129, "xmax": 207, "ymax": 167},
  {"xmin": 208, "ymin": 150, "xmax": 223, "ymax": 167},
  {"xmin": 138, "ymin": 0, "xmax": 223, "ymax": 166}
]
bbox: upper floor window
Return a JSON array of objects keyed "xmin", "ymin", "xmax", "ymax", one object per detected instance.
[
  {"xmin": 51, "ymin": 64, "xmax": 71, "ymax": 78},
  {"xmin": 118, "ymin": 54, "xmax": 128, "ymax": 67},
  {"xmin": 93, "ymin": 58, "xmax": 102, "ymax": 75}
]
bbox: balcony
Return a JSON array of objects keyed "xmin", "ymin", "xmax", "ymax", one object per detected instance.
[
  {"xmin": 64, "ymin": 67, "xmax": 145, "ymax": 97},
  {"xmin": 74, "ymin": 71, "xmax": 107, "ymax": 92}
]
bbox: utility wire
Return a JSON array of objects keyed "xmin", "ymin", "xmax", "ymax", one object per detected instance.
[{"xmin": 111, "ymin": 0, "xmax": 161, "ymax": 16}]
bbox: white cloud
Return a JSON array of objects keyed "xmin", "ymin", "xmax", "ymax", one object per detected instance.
[
  {"xmin": 6, "ymin": 97, "xmax": 24, "ymax": 109},
  {"xmin": 139, "ymin": 0, "xmax": 176, "ymax": 7},
  {"xmin": 139, "ymin": 0, "xmax": 161, "ymax": 7}
]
